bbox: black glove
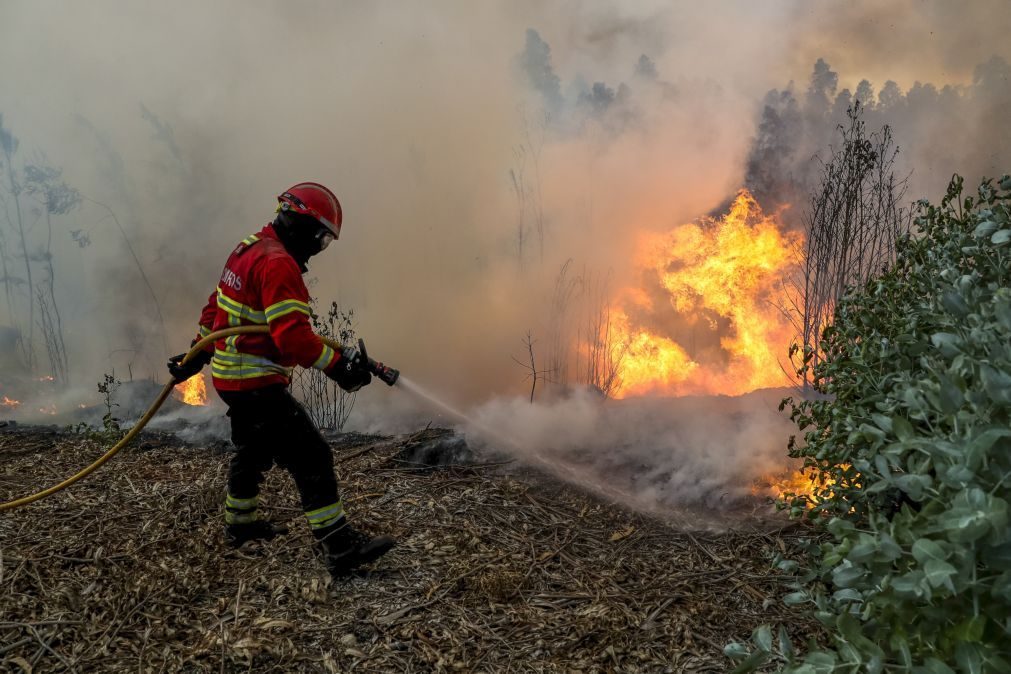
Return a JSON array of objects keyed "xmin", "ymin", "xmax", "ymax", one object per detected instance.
[
  {"xmin": 167, "ymin": 349, "xmax": 211, "ymax": 383},
  {"xmin": 325, "ymin": 346, "xmax": 373, "ymax": 392}
]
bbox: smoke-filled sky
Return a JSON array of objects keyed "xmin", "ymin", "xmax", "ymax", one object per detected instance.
[{"xmin": 1, "ymin": 0, "xmax": 1010, "ymax": 406}]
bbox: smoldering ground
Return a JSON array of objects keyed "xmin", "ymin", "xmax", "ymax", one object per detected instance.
[
  {"xmin": 467, "ymin": 388, "xmax": 798, "ymax": 521},
  {"xmin": 2, "ymin": 2, "xmax": 1011, "ymax": 514}
]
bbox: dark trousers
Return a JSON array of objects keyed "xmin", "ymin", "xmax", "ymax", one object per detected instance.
[{"xmin": 218, "ymin": 385, "xmax": 339, "ymax": 514}]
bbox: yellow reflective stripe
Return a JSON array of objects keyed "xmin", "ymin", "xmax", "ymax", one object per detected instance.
[
  {"xmin": 241, "ymin": 234, "xmax": 260, "ymax": 246},
  {"xmin": 212, "ymin": 350, "xmax": 289, "ymax": 369},
  {"xmin": 212, "ymin": 355, "xmax": 292, "ymax": 378},
  {"xmin": 224, "ymin": 315, "xmax": 241, "ymax": 353},
  {"xmin": 213, "ymin": 350, "xmax": 244, "ymax": 364},
  {"xmin": 217, "ymin": 296, "xmax": 266, "ymax": 322},
  {"xmin": 308, "ymin": 514, "xmax": 344, "ymax": 530},
  {"xmin": 211, "ymin": 362, "xmax": 292, "ymax": 380},
  {"xmin": 305, "ymin": 501, "xmax": 345, "ymax": 529},
  {"xmin": 225, "ymin": 493, "xmax": 258, "ymax": 510},
  {"xmin": 312, "ymin": 344, "xmax": 337, "ymax": 370},
  {"xmin": 264, "ymin": 299, "xmax": 311, "ymax": 322},
  {"xmin": 305, "ymin": 501, "xmax": 344, "ymax": 520},
  {"xmin": 211, "ymin": 369, "xmax": 286, "ymax": 381},
  {"xmin": 211, "ymin": 342, "xmax": 293, "ymax": 379},
  {"xmin": 225, "ymin": 510, "xmax": 258, "ymax": 525},
  {"xmin": 212, "ymin": 351, "xmax": 291, "ymax": 374},
  {"xmin": 215, "ymin": 289, "xmax": 246, "ymax": 315},
  {"xmin": 216, "ymin": 287, "xmax": 267, "ymax": 323},
  {"xmin": 198, "ymin": 325, "xmax": 212, "ymax": 338},
  {"xmin": 213, "ymin": 350, "xmax": 282, "ymax": 368}
]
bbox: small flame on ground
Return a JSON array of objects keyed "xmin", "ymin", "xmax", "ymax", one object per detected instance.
[
  {"xmin": 753, "ymin": 465, "xmax": 850, "ymax": 505},
  {"xmin": 37, "ymin": 404, "xmax": 57, "ymax": 416},
  {"xmin": 753, "ymin": 469, "xmax": 822, "ymax": 502},
  {"xmin": 38, "ymin": 375, "xmax": 55, "ymax": 382},
  {"xmin": 174, "ymin": 373, "xmax": 208, "ymax": 406},
  {"xmin": 2, "ymin": 395, "xmax": 21, "ymax": 409}
]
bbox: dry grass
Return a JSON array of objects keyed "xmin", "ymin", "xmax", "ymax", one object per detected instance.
[{"xmin": 0, "ymin": 425, "xmax": 818, "ymax": 672}]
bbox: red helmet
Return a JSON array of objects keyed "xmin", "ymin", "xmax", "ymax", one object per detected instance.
[{"xmin": 277, "ymin": 182, "xmax": 342, "ymax": 239}]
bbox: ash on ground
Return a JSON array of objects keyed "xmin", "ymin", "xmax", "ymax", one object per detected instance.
[{"xmin": 388, "ymin": 427, "xmax": 474, "ymax": 469}]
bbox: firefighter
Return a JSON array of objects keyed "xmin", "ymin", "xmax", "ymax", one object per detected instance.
[{"xmin": 167, "ymin": 182, "xmax": 395, "ymax": 578}]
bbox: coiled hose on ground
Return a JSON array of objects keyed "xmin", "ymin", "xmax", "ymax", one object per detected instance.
[{"xmin": 0, "ymin": 325, "xmax": 337, "ymax": 513}]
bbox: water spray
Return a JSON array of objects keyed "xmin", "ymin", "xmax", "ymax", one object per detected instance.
[{"xmin": 392, "ymin": 375, "xmax": 666, "ymax": 514}]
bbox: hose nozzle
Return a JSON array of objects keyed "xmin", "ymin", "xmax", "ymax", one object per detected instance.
[{"xmin": 358, "ymin": 338, "xmax": 400, "ymax": 387}]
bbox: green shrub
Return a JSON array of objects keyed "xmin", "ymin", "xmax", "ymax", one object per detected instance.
[{"xmin": 728, "ymin": 175, "xmax": 1011, "ymax": 673}]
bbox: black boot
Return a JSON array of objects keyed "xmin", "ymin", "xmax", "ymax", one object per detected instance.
[
  {"xmin": 225, "ymin": 520, "xmax": 288, "ymax": 548},
  {"xmin": 315, "ymin": 519, "xmax": 395, "ymax": 578}
]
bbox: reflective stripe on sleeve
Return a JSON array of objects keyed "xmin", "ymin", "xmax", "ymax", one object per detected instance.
[
  {"xmin": 198, "ymin": 325, "xmax": 212, "ymax": 338},
  {"xmin": 312, "ymin": 343, "xmax": 337, "ymax": 370},
  {"xmin": 264, "ymin": 299, "xmax": 311, "ymax": 323}
]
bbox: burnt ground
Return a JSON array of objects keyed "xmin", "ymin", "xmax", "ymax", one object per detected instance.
[{"xmin": 0, "ymin": 424, "xmax": 819, "ymax": 673}]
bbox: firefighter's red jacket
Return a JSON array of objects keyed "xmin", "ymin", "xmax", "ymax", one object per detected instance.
[{"xmin": 195, "ymin": 224, "xmax": 339, "ymax": 391}]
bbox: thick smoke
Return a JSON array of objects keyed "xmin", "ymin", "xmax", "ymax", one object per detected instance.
[
  {"xmin": 2, "ymin": 2, "xmax": 1011, "ymax": 513},
  {"xmin": 0, "ymin": 2, "xmax": 759, "ymax": 405}
]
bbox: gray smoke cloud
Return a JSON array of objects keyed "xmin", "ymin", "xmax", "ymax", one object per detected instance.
[
  {"xmin": 0, "ymin": 1, "xmax": 762, "ymax": 403},
  {"xmin": 2, "ymin": 2, "xmax": 1011, "ymax": 511}
]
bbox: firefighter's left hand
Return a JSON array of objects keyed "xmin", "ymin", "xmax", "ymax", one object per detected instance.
[{"xmin": 167, "ymin": 350, "xmax": 211, "ymax": 383}]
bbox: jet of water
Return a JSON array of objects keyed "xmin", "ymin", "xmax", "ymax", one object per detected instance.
[
  {"xmin": 394, "ymin": 375, "xmax": 475, "ymax": 426},
  {"xmin": 395, "ymin": 375, "xmax": 527, "ymax": 452},
  {"xmin": 395, "ymin": 375, "xmax": 665, "ymax": 515}
]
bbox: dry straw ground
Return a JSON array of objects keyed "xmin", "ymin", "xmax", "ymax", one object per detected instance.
[{"xmin": 1, "ymin": 425, "xmax": 816, "ymax": 672}]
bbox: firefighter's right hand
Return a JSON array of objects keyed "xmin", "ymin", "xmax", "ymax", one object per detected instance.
[
  {"xmin": 167, "ymin": 350, "xmax": 211, "ymax": 383},
  {"xmin": 326, "ymin": 347, "xmax": 373, "ymax": 392}
]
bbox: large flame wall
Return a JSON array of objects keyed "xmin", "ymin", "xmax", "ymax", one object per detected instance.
[{"xmin": 609, "ymin": 190, "xmax": 803, "ymax": 398}]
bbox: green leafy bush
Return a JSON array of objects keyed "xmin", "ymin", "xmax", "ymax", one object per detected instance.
[{"xmin": 728, "ymin": 175, "xmax": 1011, "ymax": 673}]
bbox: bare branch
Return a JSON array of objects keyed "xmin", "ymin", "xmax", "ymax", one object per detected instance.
[{"xmin": 786, "ymin": 103, "xmax": 912, "ymax": 389}]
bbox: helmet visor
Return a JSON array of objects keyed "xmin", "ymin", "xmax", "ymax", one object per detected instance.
[{"xmin": 317, "ymin": 215, "xmax": 340, "ymax": 240}]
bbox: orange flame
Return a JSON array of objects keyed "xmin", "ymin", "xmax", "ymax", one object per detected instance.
[
  {"xmin": 753, "ymin": 468, "xmax": 822, "ymax": 501},
  {"xmin": 753, "ymin": 464, "xmax": 851, "ymax": 505},
  {"xmin": 608, "ymin": 189, "xmax": 802, "ymax": 398},
  {"xmin": 1, "ymin": 395, "xmax": 21, "ymax": 409},
  {"xmin": 174, "ymin": 373, "xmax": 208, "ymax": 406}
]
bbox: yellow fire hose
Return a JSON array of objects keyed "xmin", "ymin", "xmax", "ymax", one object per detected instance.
[{"xmin": 0, "ymin": 325, "xmax": 348, "ymax": 513}]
